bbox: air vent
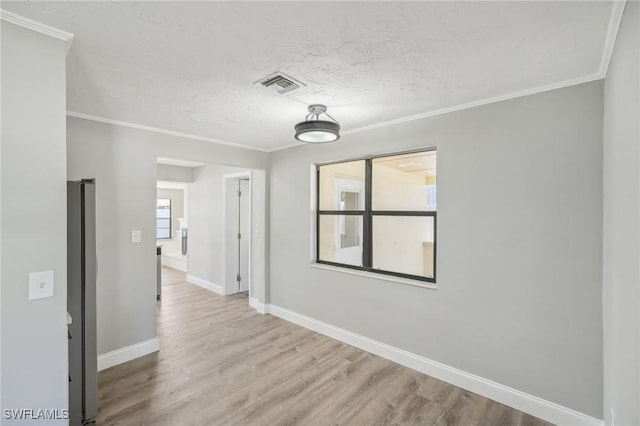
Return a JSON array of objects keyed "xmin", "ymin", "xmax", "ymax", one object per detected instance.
[{"xmin": 255, "ymin": 72, "xmax": 305, "ymax": 94}]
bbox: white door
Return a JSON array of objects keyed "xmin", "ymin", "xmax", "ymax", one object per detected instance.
[
  {"xmin": 237, "ymin": 179, "xmax": 250, "ymax": 293},
  {"xmin": 334, "ymin": 179, "xmax": 364, "ymax": 265}
]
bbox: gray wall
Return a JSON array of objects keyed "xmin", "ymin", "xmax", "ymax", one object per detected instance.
[
  {"xmin": 269, "ymin": 82, "xmax": 604, "ymax": 417},
  {"xmin": 67, "ymin": 117, "xmax": 268, "ymax": 356},
  {"xmin": 602, "ymin": 2, "xmax": 640, "ymax": 425},
  {"xmin": 1, "ymin": 23, "xmax": 68, "ymax": 423},
  {"xmin": 250, "ymin": 169, "xmax": 267, "ymax": 303},
  {"xmin": 157, "ymin": 164, "xmax": 194, "ymax": 183},
  {"xmin": 188, "ymin": 164, "xmax": 247, "ymax": 286},
  {"xmin": 157, "ymin": 188, "xmax": 185, "ymax": 240}
]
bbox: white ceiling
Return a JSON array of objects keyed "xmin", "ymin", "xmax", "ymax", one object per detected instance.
[{"xmin": 3, "ymin": 1, "xmax": 619, "ymax": 151}]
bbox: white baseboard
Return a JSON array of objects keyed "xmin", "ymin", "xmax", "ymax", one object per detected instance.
[
  {"xmin": 249, "ymin": 297, "xmax": 269, "ymax": 314},
  {"xmin": 162, "ymin": 254, "xmax": 187, "ymax": 272},
  {"xmin": 187, "ymin": 275, "xmax": 224, "ymax": 295},
  {"xmin": 267, "ymin": 304, "xmax": 602, "ymax": 426},
  {"xmin": 97, "ymin": 337, "xmax": 159, "ymax": 372}
]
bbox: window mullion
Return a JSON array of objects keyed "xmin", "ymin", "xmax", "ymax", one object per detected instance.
[
  {"xmin": 433, "ymin": 212, "xmax": 437, "ymax": 280},
  {"xmin": 316, "ymin": 166, "xmax": 321, "ymax": 261},
  {"xmin": 363, "ymin": 158, "xmax": 373, "ymax": 269}
]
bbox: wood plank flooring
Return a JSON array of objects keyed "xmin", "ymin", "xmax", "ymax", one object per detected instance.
[
  {"xmin": 161, "ymin": 265, "xmax": 186, "ymax": 286},
  {"xmin": 97, "ymin": 277, "xmax": 555, "ymax": 426}
]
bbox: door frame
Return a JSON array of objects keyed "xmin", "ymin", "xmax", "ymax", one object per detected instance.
[
  {"xmin": 237, "ymin": 178, "xmax": 251, "ymax": 293},
  {"xmin": 223, "ymin": 171, "xmax": 252, "ymax": 299},
  {"xmin": 333, "ymin": 178, "xmax": 364, "ymax": 265}
]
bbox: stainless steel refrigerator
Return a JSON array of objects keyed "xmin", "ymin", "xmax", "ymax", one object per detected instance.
[{"xmin": 67, "ymin": 180, "xmax": 97, "ymax": 425}]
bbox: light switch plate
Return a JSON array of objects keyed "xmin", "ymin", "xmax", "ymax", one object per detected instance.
[
  {"xmin": 29, "ymin": 270, "xmax": 54, "ymax": 300},
  {"xmin": 131, "ymin": 230, "xmax": 142, "ymax": 243}
]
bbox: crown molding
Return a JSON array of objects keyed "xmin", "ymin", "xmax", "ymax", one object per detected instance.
[
  {"xmin": 268, "ymin": 71, "xmax": 603, "ymax": 152},
  {"xmin": 65, "ymin": 1, "xmax": 626, "ymax": 154},
  {"xmin": 268, "ymin": 1, "xmax": 627, "ymax": 152},
  {"xmin": 599, "ymin": 0, "xmax": 627, "ymax": 77},
  {"xmin": 268, "ymin": 142, "xmax": 304, "ymax": 153},
  {"xmin": 67, "ymin": 111, "xmax": 271, "ymax": 153},
  {"xmin": 0, "ymin": 9, "xmax": 74, "ymax": 55},
  {"xmin": 340, "ymin": 72, "xmax": 603, "ymax": 138}
]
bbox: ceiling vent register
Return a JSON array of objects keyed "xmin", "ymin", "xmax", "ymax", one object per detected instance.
[{"xmin": 255, "ymin": 72, "xmax": 305, "ymax": 94}]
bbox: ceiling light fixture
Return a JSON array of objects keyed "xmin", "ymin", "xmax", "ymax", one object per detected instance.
[{"xmin": 294, "ymin": 104, "xmax": 340, "ymax": 143}]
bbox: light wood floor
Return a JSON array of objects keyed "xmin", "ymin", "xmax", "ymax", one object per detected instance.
[
  {"xmin": 161, "ymin": 265, "xmax": 186, "ymax": 286},
  {"xmin": 97, "ymin": 277, "xmax": 554, "ymax": 426}
]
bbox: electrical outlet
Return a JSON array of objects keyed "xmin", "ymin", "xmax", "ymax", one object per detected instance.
[
  {"xmin": 29, "ymin": 270, "xmax": 54, "ymax": 300},
  {"xmin": 131, "ymin": 230, "xmax": 142, "ymax": 243}
]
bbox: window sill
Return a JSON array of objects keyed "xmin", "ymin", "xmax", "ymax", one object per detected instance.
[{"xmin": 309, "ymin": 263, "xmax": 437, "ymax": 290}]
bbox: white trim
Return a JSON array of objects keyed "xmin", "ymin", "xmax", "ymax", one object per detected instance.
[
  {"xmin": 66, "ymin": 111, "xmax": 270, "ymax": 153},
  {"xmin": 222, "ymin": 171, "xmax": 253, "ymax": 296},
  {"xmin": 0, "ymin": 10, "xmax": 74, "ymax": 55},
  {"xmin": 249, "ymin": 297, "xmax": 269, "ymax": 314},
  {"xmin": 157, "ymin": 157, "xmax": 206, "ymax": 168},
  {"xmin": 187, "ymin": 275, "xmax": 224, "ymax": 295},
  {"xmin": 65, "ymin": 71, "xmax": 604, "ymax": 155},
  {"xmin": 315, "ymin": 145, "xmax": 437, "ymax": 169},
  {"xmin": 64, "ymin": 68, "xmax": 605, "ymax": 154},
  {"xmin": 242, "ymin": 176, "xmax": 252, "ymax": 296},
  {"xmin": 157, "ymin": 180, "xmax": 189, "ymax": 190},
  {"xmin": 269, "ymin": 142, "xmax": 304, "ymax": 153},
  {"xmin": 309, "ymin": 164, "xmax": 318, "ymax": 263},
  {"xmin": 599, "ymin": 0, "xmax": 627, "ymax": 77},
  {"xmin": 309, "ymin": 263, "xmax": 437, "ymax": 290},
  {"xmin": 223, "ymin": 171, "xmax": 252, "ymax": 180},
  {"xmin": 161, "ymin": 254, "xmax": 187, "ymax": 272},
  {"xmin": 344, "ymin": 73, "xmax": 603, "ymax": 138},
  {"xmin": 97, "ymin": 337, "xmax": 159, "ymax": 372},
  {"xmin": 267, "ymin": 304, "xmax": 603, "ymax": 426}
]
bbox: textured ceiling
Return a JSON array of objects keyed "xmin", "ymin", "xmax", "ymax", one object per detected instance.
[{"xmin": 3, "ymin": 1, "xmax": 616, "ymax": 151}]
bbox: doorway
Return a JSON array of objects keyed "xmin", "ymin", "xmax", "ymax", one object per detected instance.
[
  {"xmin": 223, "ymin": 171, "xmax": 252, "ymax": 297},
  {"xmin": 156, "ymin": 181, "xmax": 189, "ymax": 273},
  {"xmin": 155, "ymin": 160, "xmax": 267, "ymax": 312},
  {"xmin": 237, "ymin": 178, "xmax": 250, "ymax": 293},
  {"xmin": 334, "ymin": 178, "xmax": 364, "ymax": 265}
]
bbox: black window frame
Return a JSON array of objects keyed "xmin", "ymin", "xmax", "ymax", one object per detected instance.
[
  {"xmin": 315, "ymin": 149, "xmax": 437, "ymax": 283},
  {"xmin": 156, "ymin": 198, "xmax": 172, "ymax": 240}
]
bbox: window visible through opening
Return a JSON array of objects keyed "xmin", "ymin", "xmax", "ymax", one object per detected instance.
[{"xmin": 156, "ymin": 198, "xmax": 172, "ymax": 239}]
